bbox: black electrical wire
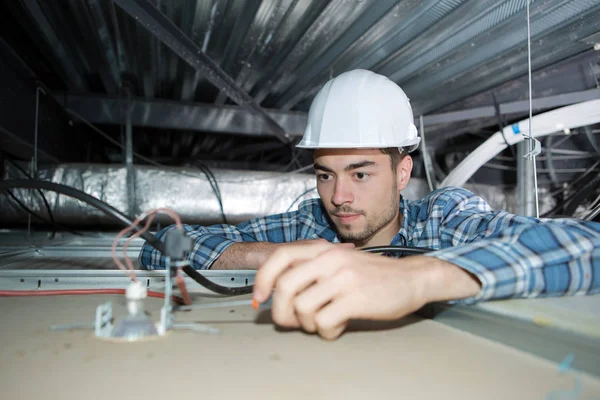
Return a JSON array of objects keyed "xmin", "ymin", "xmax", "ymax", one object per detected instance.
[
  {"xmin": 3, "ymin": 157, "xmax": 57, "ymax": 236},
  {"xmin": 362, "ymin": 246, "xmax": 434, "ymax": 255},
  {"xmin": 548, "ymin": 159, "xmax": 600, "ymax": 198},
  {"xmin": 193, "ymin": 161, "xmax": 227, "ymax": 224},
  {"xmin": 0, "ymin": 179, "xmax": 166, "ymax": 253},
  {"xmin": 181, "ymin": 245, "xmax": 435, "ymax": 296},
  {"xmin": 181, "ymin": 265, "xmax": 253, "ymax": 295},
  {"xmin": 4, "ymin": 189, "xmax": 83, "ymax": 236},
  {"xmin": 5, "ymin": 189, "xmax": 52, "ymax": 226},
  {"xmin": 542, "ymin": 174, "xmax": 600, "ymax": 218}
]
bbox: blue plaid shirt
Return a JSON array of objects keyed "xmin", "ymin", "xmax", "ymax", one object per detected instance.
[{"xmin": 139, "ymin": 187, "xmax": 600, "ymax": 305}]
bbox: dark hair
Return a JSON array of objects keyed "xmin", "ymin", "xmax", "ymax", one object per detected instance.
[{"xmin": 380, "ymin": 147, "xmax": 408, "ymax": 171}]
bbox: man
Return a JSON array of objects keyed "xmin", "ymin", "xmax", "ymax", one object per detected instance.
[{"xmin": 140, "ymin": 69, "xmax": 600, "ymax": 340}]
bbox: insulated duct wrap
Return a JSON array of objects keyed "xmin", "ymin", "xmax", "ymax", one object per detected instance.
[{"xmin": 1, "ymin": 163, "xmax": 527, "ymax": 228}]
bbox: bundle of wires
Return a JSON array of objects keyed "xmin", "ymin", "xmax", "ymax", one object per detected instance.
[
  {"xmin": 542, "ymin": 169, "xmax": 600, "ymax": 219},
  {"xmin": 192, "ymin": 161, "xmax": 227, "ymax": 224},
  {"xmin": 111, "ymin": 206, "xmax": 193, "ymax": 305}
]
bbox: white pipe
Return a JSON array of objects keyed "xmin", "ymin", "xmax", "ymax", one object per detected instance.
[{"xmin": 441, "ymin": 99, "xmax": 600, "ymax": 188}]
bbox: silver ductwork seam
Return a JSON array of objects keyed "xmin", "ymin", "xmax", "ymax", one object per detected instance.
[{"xmin": 1, "ymin": 163, "xmax": 550, "ymax": 228}]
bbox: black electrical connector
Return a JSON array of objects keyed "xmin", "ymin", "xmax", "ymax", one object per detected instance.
[{"xmin": 164, "ymin": 228, "xmax": 194, "ymax": 260}]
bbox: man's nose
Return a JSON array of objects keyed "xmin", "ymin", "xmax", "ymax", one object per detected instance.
[{"xmin": 331, "ymin": 179, "xmax": 353, "ymax": 207}]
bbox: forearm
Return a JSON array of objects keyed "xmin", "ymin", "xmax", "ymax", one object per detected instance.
[
  {"xmin": 210, "ymin": 242, "xmax": 280, "ymax": 270},
  {"xmin": 418, "ymin": 256, "xmax": 482, "ymax": 303},
  {"xmin": 431, "ymin": 220, "xmax": 600, "ymax": 303}
]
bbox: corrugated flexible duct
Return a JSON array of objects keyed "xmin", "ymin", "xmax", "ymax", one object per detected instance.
[{"xmin": 1, "ymin": 163, "xmax": 528, "ymax": 228}]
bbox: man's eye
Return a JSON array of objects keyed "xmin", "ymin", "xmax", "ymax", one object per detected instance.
[
  {"xmin": 355, "ymin": 172, "xmax": 369, "ymax": 180},
  {"xmin": 317, "ymin": 174, "xmax": 331, "ymax": 181}
]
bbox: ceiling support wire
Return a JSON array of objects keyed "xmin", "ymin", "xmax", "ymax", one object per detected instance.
[
  {"xmin": 524, "ymin": 1, "xmax": 541, "ymax": 218},
  {"xmin": 28, "ymin": 85, "xmax": 46, "ymax": 243}
]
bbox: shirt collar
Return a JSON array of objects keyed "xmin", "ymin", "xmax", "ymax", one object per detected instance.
[{"xmin": 391, "ymin": 196, "xmax": 411, "ymax": 246}]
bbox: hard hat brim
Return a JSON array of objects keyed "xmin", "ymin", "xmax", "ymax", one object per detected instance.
[{"xmin": 296, "ymin": 137, "xmax": 421, "ymax": 153}]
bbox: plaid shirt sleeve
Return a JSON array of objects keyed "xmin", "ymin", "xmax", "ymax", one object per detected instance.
[
  {"xmin": 138, "ymin": 200, "xmax": 323, "ymax": 270},
  {"xmin": 423, "ymin": 188, "xmax": 600, "ymax": 305}
]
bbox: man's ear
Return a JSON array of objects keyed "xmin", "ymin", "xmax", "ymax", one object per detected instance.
[{"xmin": 396, "ymin": 155, "xmax": 413, "ymax": 191}]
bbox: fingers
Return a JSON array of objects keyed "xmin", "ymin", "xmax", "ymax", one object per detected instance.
[
  {"xmin": 315, "ymin": 294, "xmax": 357, "ymax": 340},
  {"xmin": 271, "ymin": 257, "xmax": 340, "ymax": 329},
  {"xmin": 291, "ymin": 263, "xmax": 352, "ymax": 332},
  {"xmin": 253, "ymin": 240, "xmax": 359, "ymax": 340},
  {"xmin": 253, "ymin": 240, "xmax": 353, "ymax": 303}
]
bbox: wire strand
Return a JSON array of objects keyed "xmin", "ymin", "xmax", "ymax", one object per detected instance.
[{"xmin": 111, "ymin": 207, "xmax": 183, "ymax": 280}]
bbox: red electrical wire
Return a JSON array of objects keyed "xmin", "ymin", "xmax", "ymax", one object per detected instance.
[
  {"xmin": 0, "ymin": 289, "xmax": 185, "ymax": 305},
  {"xmin": 175, "ymin": 268, "xmax": 192, "ymax": 305},
  {"xmin": 111, "ymin": 207, "xmax": 184, "ymax": 281}
]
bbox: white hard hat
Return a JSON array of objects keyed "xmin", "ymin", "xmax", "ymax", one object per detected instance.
[{"xmin": 296, "ymin": 69, "xmax": 420, "ymax": 152}]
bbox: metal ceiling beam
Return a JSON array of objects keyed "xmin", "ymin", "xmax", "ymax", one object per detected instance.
[
  {"xmin": 56, "ymin": 88, "xmax": 599, "ymax": 138},
  {"xmin": 406, "ymin": 1, "xmax": 600, "ymax": 114},
  {"xmin": 0, "ymin": 124, "xmax": 59, "ymax": 164},
  {"xmin": 20, "ymin": 0, "xmax": 87, "ymax": 91},
  {"xmin": 112, "ymin": 0, "xmax": 290, "ymax": 143},
  {"xmin": 87, "ymin": 0, "xmax": 122, "ymax": 90},
  {"xmin": 56, "ymin": 94, "xmax": 307, "ymax": 137},
  {"xmin": 422, "ymin": 89, "xmax": 600, "ymax": 126}
]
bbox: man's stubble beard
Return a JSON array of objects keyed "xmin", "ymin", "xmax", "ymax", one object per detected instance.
[{"xmin": 335, "ymin": 181, "xmax": 400, "ymax": 244}]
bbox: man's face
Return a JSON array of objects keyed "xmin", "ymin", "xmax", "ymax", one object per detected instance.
[{"xmin": 313, "ymin": 148, "xmax": 411, "ymax": 247}]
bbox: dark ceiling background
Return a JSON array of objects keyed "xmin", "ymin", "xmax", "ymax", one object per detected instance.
[{"xmin": 1, "ymin": 0, "xmax": 599, "ymax": 187}]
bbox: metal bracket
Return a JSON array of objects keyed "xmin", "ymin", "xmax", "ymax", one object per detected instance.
[
  {"xmin": 95, "ymin": 301, "xmax": 114, "ymax": 337},
  {"xmin": 47, "ymin": 259, "xmax": 223, "ymax": 339},
  {"xmin": 523, "ymin": 136, "xmax": 542, "ymax": 160}
]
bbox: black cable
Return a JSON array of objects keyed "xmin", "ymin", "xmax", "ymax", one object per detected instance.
[
  {"xmin": 0, "ymin": 179, "xmax": 166, "ymax": 253},
  {"xmin": 562, "ymin": 175, "xmax": 600, "ymax": 217},
  {"xmin": 182, "ymin": 265, "xmax": 252, "ymax": 295},
  {"xmin": 362, "ymin": 246, "xmax": 434, "ymax": 255},
  {"xmin": 4, "ymin": 157, "xmax": 57, "ymax": 236},
  {"xmin": 542, "ymin": 174, "xmax": 600, "ymax": 218},
  {"xmin": 199, "ymin": 163, "xmax": 227, "ymax": 224},
  {"xmin": 5, "ymin": 189, "xmax": 52, "ymax": 226},
  {"xmin": 548, "ymin": 160, "xmax": 600, "ymax": 197},
  {"xmin": 4, "ymin": 189, "xmax": 83, "ymax": 236},
  {"xmin": 181, "ymin": 245, "xmax": 435, "ymax": 296},
  {"xmin": 193, "ymin": 161, "xmax": 227, "ymax": 224}
]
